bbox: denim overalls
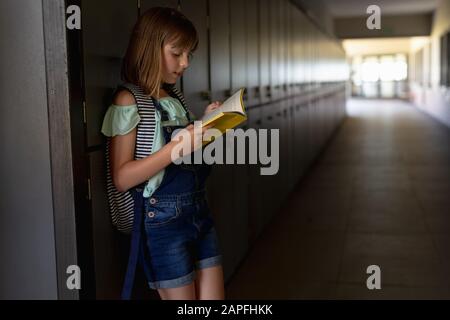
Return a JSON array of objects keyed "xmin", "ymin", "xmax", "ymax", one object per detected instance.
[{"xmin": 121, "ymin": 96, "xmax": 222, "ymax": 299}]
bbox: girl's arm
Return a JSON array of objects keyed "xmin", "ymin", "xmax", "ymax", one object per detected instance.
[
  {"xmin": 110, "ymin": 90, "xmax": 208, "ymax": 192},
  {"xmin": 111, "ymin": 128, "xmax": 179, "ymax": 192},
  {"xmin": 110, "ymin": 90, "xmax": 178, "ymax": 192}
]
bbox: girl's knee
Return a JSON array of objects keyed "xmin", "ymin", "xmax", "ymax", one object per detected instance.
[{"xmin": 157, "ymin": 282, "xmax": 197, "ymax": 300}]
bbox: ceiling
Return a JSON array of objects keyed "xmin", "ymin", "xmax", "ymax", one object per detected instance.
[
  {"xmin": 342, "ymin": 37, "xmax": 430, "ymax": 56},
  {"xmin": 320, "ymin": 0, "xmax": 440, "ymax": 18}
]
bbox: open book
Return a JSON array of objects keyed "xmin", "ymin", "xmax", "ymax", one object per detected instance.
[{"xmin": 200, "ymin": 88, "xmax": 247, "ymax": 144}]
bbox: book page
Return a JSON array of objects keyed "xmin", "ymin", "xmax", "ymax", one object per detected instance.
[{"xmin": 201, "ymin": 88, "xmax": 245, "ymax": 124}]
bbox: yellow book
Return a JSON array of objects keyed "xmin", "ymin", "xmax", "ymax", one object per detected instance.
[{"xmin": 200, "ymin": 88, "xmax": 247, "ymax": 144}]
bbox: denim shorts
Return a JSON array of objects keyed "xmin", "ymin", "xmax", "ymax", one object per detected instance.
[{"xmin": 139, "ymin": 189, "xmax": 222, "ymax": 289}]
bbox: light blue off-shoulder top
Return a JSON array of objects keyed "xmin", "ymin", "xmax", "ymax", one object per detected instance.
[{"xmin": 101, "ymin": 96, "xmax": 196, "ymax": 198}]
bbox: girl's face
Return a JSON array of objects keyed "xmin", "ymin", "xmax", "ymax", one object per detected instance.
[{"xmin": 161, "ymin": 41, "xmax": 191, "ymax": 84}]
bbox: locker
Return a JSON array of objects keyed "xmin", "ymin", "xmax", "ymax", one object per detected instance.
[
  {"xmin": 246, "ymin": 107, "xmax": 264, "ymax": 245},
  {"xmin": 259, "ymin": 0, "xmax": 271, "ymax": 104},
  {"xmin": 179, "ymin": 0, "xmax": 209, "ymax": 117},
  {"xmin": 209, "ymin": 0, "xmax": 231, "ymax": 102},
  {"xmin": 278, "ymin": 0, "xmax": 287, "ymax": 99},
  {"xmin": 287, "ymin": 100, "xmax": 296, "ymax": 190},
  {"xmin": 304, "ymin": 18, "xmax": 313, "ymax": 87},
  {"xmin": 140, "ymin": 0, "xmax": 178, "ymax": 12},
  {"xmin": 296, "ymin": 96, "xmax": 308, "ymax": 179},
  {"xmin": 230, "ymin": 141, "xmax": 249, "ymax": 277},
  {"xmin": 82, "ymin": 0, "xmax": 138, "ymax": 148},
  {"xmin": 205, "ymin": 0, "xmax": 237, "ymax": 282},
  {"xmin": 205, "ymin": 141, "xmax": 235, "ymax": 282},
  {"xmin": 283, "ymin": 100, "xmax": 293, "ymax": 194},
  {"xmin": 297, "ymin": 98, "xmax": 308, "ymax": 170},
  {"xmin": 81, "ymin": 0, "xmax": 138, "ymax": 299},
  {"xmin": 230, "ymin": 0, "xmax": 247, "ymax": 93},
  {"xmin": 293, "ymin": 9, "xmax": 304, "ymax": 96},
  {"xmin": 286, "ymin": 1, "xmax": 295, "ymax": 97},
  {"xmin": 307, "ymin": 98, "xmax": 316, "ymax": 161},
  {"xmin": 276, "ymin": 100, "xmax": 288, "ymax": 201},
  {"xmin": 245, "ymin": 0, "xmax": 260, "ymax": 107},
  {"xmin": 269, "ymin": 0, "xmax": 281, "ymax": 100},
  {"xmin": 89, "ymin": 150, "xmax": 128, "ymax": 299},
  {"xmin": 297, "ymin": 95, "xmax": 308, "ymax": 172},
  {"xmin": 229, "ymin": 0, "xmax": 249, "ymax": 276},
  {"xmin": 280, "ymin": 99, "xmax": 292, "ymax": 193},
  {"xmin": 260, "ymin": 103, "xmax": 278, "ymax": 222},
  {"xmin": 292, "ymin": 100, "xmax": 300, "ymax": 181}
]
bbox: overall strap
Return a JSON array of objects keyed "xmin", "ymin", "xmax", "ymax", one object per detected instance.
[{"xmin": 163, "ymin": 83, "xmax": 192, "ymax": 122}]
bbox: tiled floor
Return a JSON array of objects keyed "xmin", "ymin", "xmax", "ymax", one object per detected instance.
[{"xmin": 226, "ymin": 99, "xmax": 450, "ymax": 299}]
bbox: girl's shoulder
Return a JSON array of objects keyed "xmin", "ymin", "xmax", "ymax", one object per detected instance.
[
  {"xmin": 113, "ymin": 89, "xmax": 137, "ymax": 107},
  {"xmin": 101, "ymin": 90, "xmax": 140, "ymax": 137}
]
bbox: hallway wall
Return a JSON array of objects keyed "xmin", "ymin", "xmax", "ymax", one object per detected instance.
[
  {"xmin": 0, "ymin": 0, "xmax": 58, "ymax": 299},
  {"xmin": 410, "ymin": 0, "xmax": 450, "ymax": 128}
]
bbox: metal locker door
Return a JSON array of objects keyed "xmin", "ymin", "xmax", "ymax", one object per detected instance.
[
  {"xmin": 286, "ymin": 99, "xmax": 295, "ymax": 191},
  {"xmin": 305, "ymin": 17, "xmax": 312, "ymax": 89},
  {"xmin": 245, "ymin": 0, "xmax": 260, "ymax": 107},
  {"xmin": 82, "ymin": 0, "xmax": 138, "ymax": 148},
  {"xmin": 206, "ymin": 0, "xmax": 237, "ymax": 282},
  {"xmin": 89, "ymin": 150, "xmax": 119, "ymax": 299},
  {"xmin": 261, "ymin": 104, "xmax": 277, "ymax": 224},
  {"xmin": 81, "ymin": 0, "xmax": 139, "ymax": 299},
  {"xmin": 298, "ymin": 96, "xmax": 309, "ymax": 175},
  {"xmin": 307, "ymin": 97, "xmax": 315, "ymax": 161},
  {"xmin": 229, "ymin": 0, "xmax": 249, "ymax": 276},
  {"xmin": 230, "ymin": 0, "xmax": 246, "ymax": 93},
  {"xmin": 274, "ymin": 101, "xmax": 284, "ymax": 214},
  {"xmin": 280, "ymin": 100, "xmax": 290, "ymax": 199},
  {"xmin": 179, "ymin": 0, "xmax": 209, "ymax": 117},
  {"xmin": 293, "ymin": 98, "xmax": 301, "ymax": 181},
  {"xmin": 278, "ymin": 0, "xmax": 287, "ymax": 99},
  {"xmin": 311, "ymin": 95, "xmax": 319, "ymax": 157},
  {"xmin": 304, "ymin": 97, "xmax": 313, "ymax": 168},
  {"xmin": 259, "ymin": 0, "xmax": 271, "ymax": 104},
  {"xmin": 270, "ymin": 0, "xmax": 280, "ymax": 100},
  {"xmin": 140, "ymin": 0, "xmax": 179, "ymax": 12},
  {"xmin": 209, "ymin": 0, "xmax": 231, "ymax": 102},
  {"xmin": 274, "ymin": 102, "xmax": 285, "ymax": 202},
  {"xmin": 246, "ymin": 107, "xmax": 263, "ymax": 246},
  {"xmin": 294, "ymin": 4, "xmax": 303, "ymax": 95},
  {"xmin": 297, "ymin": 95, "xmax": 308, "ymax": 179},
  {"xmin": 205, "ymin": 142, "xmax": 236, "ymax": 283},
  {"xmin": 286, "ymin": 1, "xmax": 295, "ymax": 97}
]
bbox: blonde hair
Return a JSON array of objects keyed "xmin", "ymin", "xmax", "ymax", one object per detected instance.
[{"xmin": 121, "ymin": 7, "xmax": 198, "ymax": 97}]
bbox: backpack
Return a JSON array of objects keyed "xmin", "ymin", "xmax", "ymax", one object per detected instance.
[{"xmin": 104, "ymin": 83, "xmax": 189, "ymax": 234}]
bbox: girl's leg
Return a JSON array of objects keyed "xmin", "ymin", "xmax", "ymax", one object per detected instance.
[
  {"xmin": 195, "ymin": 265, "xmax": 225, "ymax": 300},
  {"xmin": 157, "ymin": 282, "xmax": 197, "ymax": 300}
]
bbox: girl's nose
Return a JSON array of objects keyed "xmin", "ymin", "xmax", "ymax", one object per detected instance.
[{"xmin": 180, "ymin": 53, "xmax": 189, "ymax": 69}]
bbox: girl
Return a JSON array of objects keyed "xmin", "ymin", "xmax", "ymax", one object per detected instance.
[{"xmin": 101, "ymin": 7, "xmax": 224, "ymax": 300}]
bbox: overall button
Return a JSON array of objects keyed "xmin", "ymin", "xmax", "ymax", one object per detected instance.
[
  {"xmin": 148, "ymin": 211, "xmax": 155, "ymax": 218},
  {"xmin": 149, "ymin": 197, "xmax": 157, "ymax": 204},
  {"xmin": 166, "ymin": 127, "xmax": 172, "ymax": 133}
]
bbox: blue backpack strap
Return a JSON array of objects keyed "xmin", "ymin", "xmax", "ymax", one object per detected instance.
[
  {"xmin": 116, "ymin": 83, "xmax": 157, "ymax": 299},
  {"xmin": 121, "ymin": 188, "xmax": 145, "ymax": 300}
]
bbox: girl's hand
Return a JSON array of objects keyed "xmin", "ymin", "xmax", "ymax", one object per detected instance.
[
  {"xmin": 203, "ymin": 101, "xmax": 222, "ymax": 116},
  {"xmin": 170, "ymin": 123, "xmax": 212, "ymax": 159}
]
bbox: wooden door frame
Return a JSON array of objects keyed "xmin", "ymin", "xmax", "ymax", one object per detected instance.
[{"xmin": 43, "ymin": 0, "xmax": 96, "ymax": 300}]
